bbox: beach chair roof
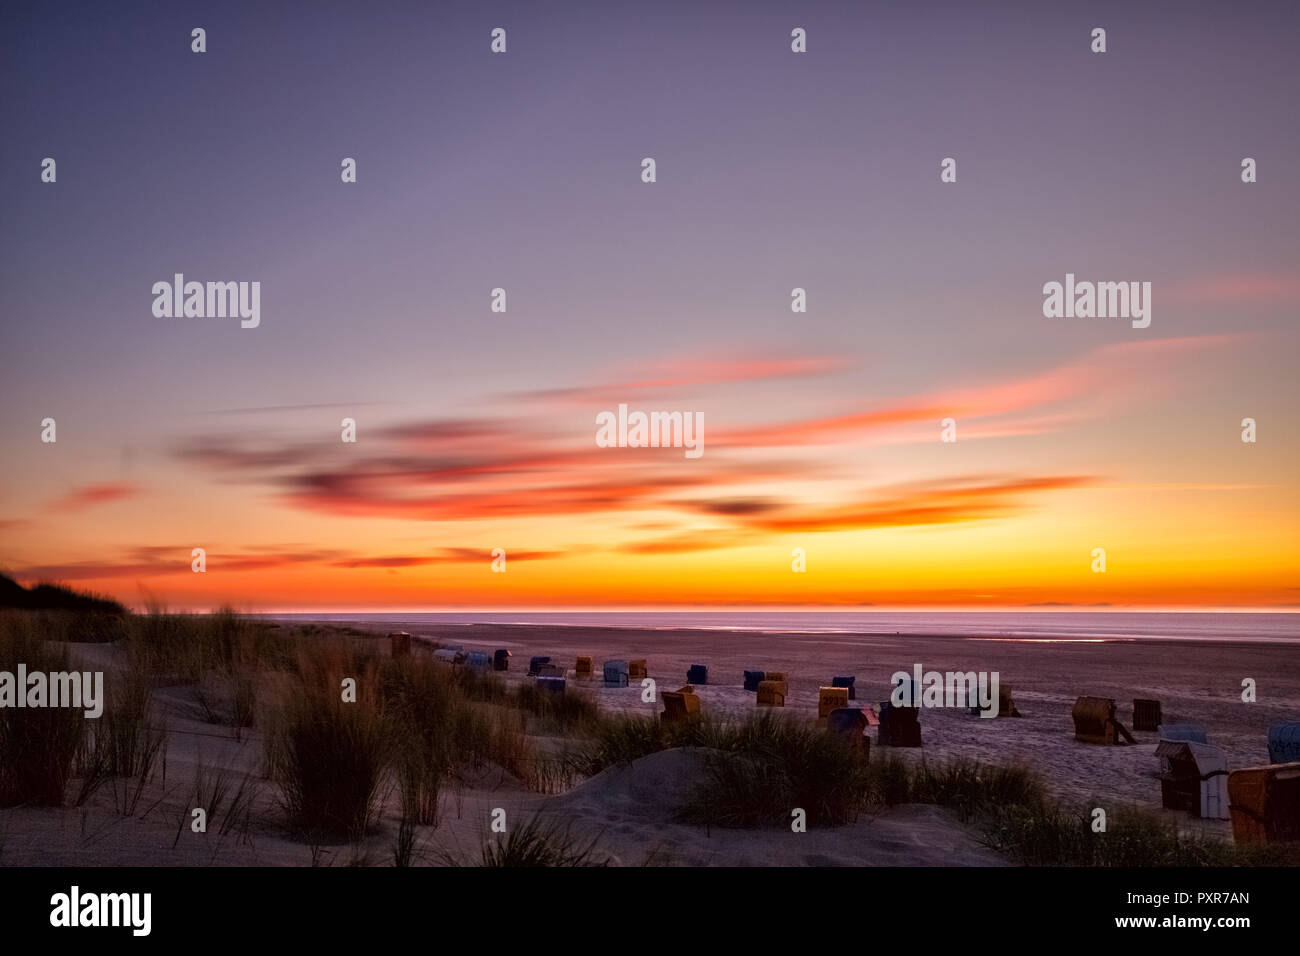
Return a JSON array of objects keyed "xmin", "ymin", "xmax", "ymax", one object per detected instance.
[
  {"xmin": 1158, "ymin": 723, "xmax": 1208, "ymax": 743},
  {"xmin": 1156, "ymin": 740, "xmax": 1228, "ymax": 775}
]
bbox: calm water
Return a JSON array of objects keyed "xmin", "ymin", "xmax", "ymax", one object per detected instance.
[{"xmin": 262, "ymin": 611, "xmax": 1300, "ymax": 644}]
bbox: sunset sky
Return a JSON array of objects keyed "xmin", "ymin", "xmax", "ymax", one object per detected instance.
[{"xmin": 1, "ymin": 1, "xmax": 1297, "ymax": 611}]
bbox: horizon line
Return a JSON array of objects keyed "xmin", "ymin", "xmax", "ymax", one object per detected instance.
[{"xmin": 158, "ymin": 604, "xmax": 1300, "ymax": 616}]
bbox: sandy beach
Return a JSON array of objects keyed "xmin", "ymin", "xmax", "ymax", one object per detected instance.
[
  {"xmin": 7, "ymin": 616, "xmax": 1293, "ymax": 868},
  {"xmin": 351, "ymin": 622, "xmax": 1300, "ymax": 826}
]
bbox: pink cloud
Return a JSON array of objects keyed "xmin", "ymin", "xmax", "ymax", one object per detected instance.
[
  {"xmin": 511, "ymin": 351, "xmax": 852, "ymax": 403},
  {"xmin": 1168, "ymin": 273, "xmax": 1300, "ymax": 305},
  {"xmin": 48, "ymin": 483, "xmax": 139, "ymax": 513}
]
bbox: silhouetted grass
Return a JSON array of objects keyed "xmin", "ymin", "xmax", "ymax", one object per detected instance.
[
  {"xmin": 392, "ymin": 813, "xmax": 418, "ymax": 867},
  {"xmin": 128, "ymin": 606, "xmax": 299, "ymax": 683},
  {"xmin": 196, "ymin": 668, "xmax": 259, "ymax": 739},
  {"xmin": 174, "ymin": 758, "xmax": 260, "ymax": 849},
  {"xmin": 0, "ymin": 574, "xmax": 126, "ymax": 616},
  {"xmin": 475, "ymin": 813, "xmax": 609, "ymax": 867},
  {"xmin": 382, "ymin": 654, "xmax": 548, "ymax": 815},
  {"xmin": 449, "ymin": 665, "xmax": 511, "ymax": 704},
  {"xmin": 983, "ymin": 803, "xmax": 1300, "ymax": 866},
  {"xmin": 511, "ymin": 680, "xmax": 601, "ymax": 734},
  {"xmin": 578, "ymin": 713, "xmax": 737, "ymax": 773},
  {"xmin": 680, "ymin": 711, "xmax": 871, "ymax": 827},
  {"xmin": 877, "ymin": 757, "xmax": 1047, "ymax": 820},
  {"xmin": 265, "ymin": 657, "xmax": 392, "ymax": 840},
  {"xmin": 0, "ymin": 614, "xmax": 85, "ymax": 806},
  {"xmin": 74, "ymin": 665, "xmax": 165, "ymax": 813},
  {"xmin": 383, "ymin": 656, "xmax": 454, "ymax": 826}
]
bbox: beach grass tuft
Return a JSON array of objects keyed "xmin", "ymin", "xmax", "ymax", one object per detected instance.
[
  {"xmin": 476, "ymin": 812, "xmax": 609, "ymax": 867},
  {"xmin": 0, "ymin": 613, "xmax": 85, "ymax": 806},
  {"xmin": 265, "ymin": 652, "xmax": 391, "ymax": 841}
]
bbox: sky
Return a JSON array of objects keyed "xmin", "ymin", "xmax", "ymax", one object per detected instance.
[{"xmin": 1, "ymin": 0, "xmax": 1297, "ymax": 611}]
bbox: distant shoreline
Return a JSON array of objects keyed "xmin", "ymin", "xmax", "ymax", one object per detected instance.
[{"xmin": 257, "ymin": 615, "xmax": 1300, "ymax": 646}]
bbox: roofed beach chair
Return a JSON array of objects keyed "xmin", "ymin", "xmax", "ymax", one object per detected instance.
[
  {"xmin": 966, "ymin": 682, "xmax": 1021, "ymax": 717},
  {"xmin": 1157, "ymin": 723, "xmax": 1208, "ymax": 744},
  {"xmin": 1267, "ymin": 722, "xmax": 1300, "ymax": 765},
  {"xmin": 756, "ymin": 680, "xmax": 787, "ymax": 707},
  {"xmin": 1132, "ymin": 698, "xmax": 1162, "ymax": 732},
  {"xmin": 828, "ymin": 707, "xmax": 871, "ymax": 754},
  {"xmin": 1072, "ymin": 696, "xmax": 1134, "ymax": 745},
  {"xmin": 662, "ymin": 685, "xmax": 701, "ymax": 723},
  {"xmin": 818, "ymin": 686, "xmax": 850, "ymax": 720},
  {"xmin": 603, "ymin": 660, "xmax": 629, "ymax": 687},
  {"xmin": 1229, "ymin": 762, "xmax": 1300, "ymax": 844},
  {"xmin": 1155, "ymin": 740, "xmax": 1230, "ymax": 819},
  {"xmin": 878, "ymin": 701, "xmax": 922, "ymax": 747}
]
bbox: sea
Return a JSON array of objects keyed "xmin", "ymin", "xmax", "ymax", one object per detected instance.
[{"xmin": 260, "ymin": 610, "xmax": 1300, "ymax": 644}]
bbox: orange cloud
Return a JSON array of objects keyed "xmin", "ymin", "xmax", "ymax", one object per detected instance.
[
  {"xmin": 48, "ymin": 483, "xmax": 139, "ymax": 513},
  {"xmin": 8, "ymin": 545, "xmax": 564, "ymax": 581},
  {"xmin": 732, "ymin": 475, "xmax": 1094, "ymax": 533},
  {"xmin": 716, "ymin": 335, "xmax": 1242, "ymax": 448}
]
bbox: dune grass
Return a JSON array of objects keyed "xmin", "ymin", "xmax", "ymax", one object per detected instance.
[
  {"xmin": 1, "ymin": 612, "xmax": 168, "ymax": 811},
  {"xmin": 382, "ymin": 655, "xmax": 459, "ymax": 826},
  {"xmin": 74, "ymin": 665, "xmax": 168, "ymax": 813},
  {"xmin": 392, "ymin": 813, "xmax": 419, "ymax": 867},
  {"xmin": 266, "ymin": 640, "xmax": 556, "ymax": 842},
  {"xmin": 474, "ymin": 812, "xmax": 609, "ymax": 867},
  {"xmin": 0, "ymin": 613, "xmax": 86, "ymax": 806},
  {"xmin": 3, "ymin": 608, "xmax": 127, "ymax": 645},
  {"xmin": 1, "ymin": 574, "xmax": 126, "ymax": 615},
  {"xmin": 982, "ymin": 801, "xmax": 1300, "ymax": 866},
  {"xmin": 880, "ymin": 755, "xmax": 1048, "ymax": 818},
  {"xmin": 680, "ymin": 711, "xmax": 872, "ymax": 827},
  {"xmin": 174, "ymin": 758, "xmax": 261, "ymax": 850},
  {"xmin": 265, "ymin": 653, "xmax": 392, "ymax": 841},
  {"xmin": 579, "ymin": 712, "xmax": 742, "ymax": 773},
  {"xmin": 581, "ymin": 709, "xmax": 872, "ymax": 827},
  {"xmin": 127, "ymin": 606, "xmax": 298, "ymax": 684},
  {"xmin": 511, "ymin": 679, "xmax": 602, "ymax": 734},
  {"xmin": 266, "ymin": 694, "xmax": 389, "ymax": 840}
]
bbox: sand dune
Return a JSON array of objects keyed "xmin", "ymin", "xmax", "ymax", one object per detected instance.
[
  {"xmin": 3, "ymin": 621, "xmax": 1295, "ymax": 866},
  {"xmin": 538, "ymin": 748, "xmax": 1006, "ymax": 866}
]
